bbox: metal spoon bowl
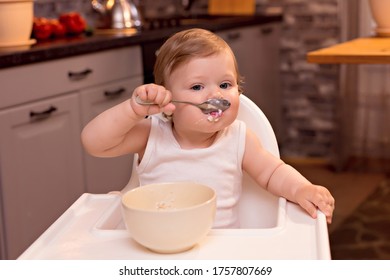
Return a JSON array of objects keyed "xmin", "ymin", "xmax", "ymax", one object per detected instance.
[{"xmin": 135, "ymin": 96, "xmax": 230, "ymax": 114}]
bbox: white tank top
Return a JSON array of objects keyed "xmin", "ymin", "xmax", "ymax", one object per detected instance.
[{"xmin": 137, "ymin": 115, "xmax": 246, "ymax": 228}]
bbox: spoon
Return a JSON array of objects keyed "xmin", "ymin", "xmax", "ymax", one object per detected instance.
[{"xmin": 135, "ymin": 96, "xmax": 230, "ymax": 114}]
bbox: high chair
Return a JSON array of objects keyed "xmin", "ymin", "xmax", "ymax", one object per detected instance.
[
  {"xmin": 122, "ymin": 94, "xmax": 281, "ymax": 228},
  {"xmin": 18, "ymin": 95, "xmax": 331, "ymax": 260}
]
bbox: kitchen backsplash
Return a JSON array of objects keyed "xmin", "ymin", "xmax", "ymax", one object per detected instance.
[
  {"xmin": 33, "ymin": 0, "xmax": 210, "ymax": 23},
  {"xmin": 33, "ymin": 0, "xmax": 341, "ymax": 159},
  {"xmin": 34, "ymin": 0, "xmax": 91, "ymax": 16}
]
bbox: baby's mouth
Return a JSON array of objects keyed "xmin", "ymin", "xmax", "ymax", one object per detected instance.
[{"xmin": 206, "ymin": 109, "xmax": 223, "ymax": 122}]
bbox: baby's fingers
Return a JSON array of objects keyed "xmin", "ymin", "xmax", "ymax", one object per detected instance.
[
  {"xmin": 319, "ymin": 200, "xmax": 335, "ymax": 224},
  {"xmin": 299, "ymin": 199, "xmax": 318, "ymax": 219},
  {"xmin": 142, "ymin": 84, "xmax": 171, "ymax": 105},
  {"xmin": 131, "ymin": 84, "xmax": 173, "ymax": 117},
  {"xmin": 311, "ymin": 197, "xmax": 334, "ymax": 224},
  {"xmin": 299, "ymin": 199, "xmax": 334, "ymax": 224}
]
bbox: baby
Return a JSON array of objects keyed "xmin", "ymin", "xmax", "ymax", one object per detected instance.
[{"xmin": 81, "ymin": 28, "xmax": 334, "ymax": 228}]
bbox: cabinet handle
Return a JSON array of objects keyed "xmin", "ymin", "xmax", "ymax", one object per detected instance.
[
  {"xmin": 68, "ymin": 68, "xmax": 93, "ymax": 80},
  {"xmin": 227, "ymin": 32, "xmax": 241, "ymax": 41},
  {"xmin": 30, "ymin": 106, "xmax": 57, "ymax": 120},
  {"xmin": 261, "ymin": 27, "xmax": 273, "ymax": 35},
  {"xmin": 104, "ymin": 87, "xmax": 126, "ymax": 98}
]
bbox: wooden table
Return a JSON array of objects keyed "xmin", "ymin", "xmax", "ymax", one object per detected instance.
[
  {"xmin": 307, "ymin": 37, "xmax": 390, "ymax": 173},
  {"xmin": 307, "ymin": 37, "xmax": 390, "ymax": 64}
]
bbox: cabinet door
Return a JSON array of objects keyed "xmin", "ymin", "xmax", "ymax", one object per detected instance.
[
  {"xmin": 217, "ymin": 24, "xmax": 282, "ymax": 140},
  {"xmin": 217, "ymin": 26, "xmax": 258, "ymax": 98},
  {"xmin": 253, "ymin": 23, "xmax": 282, "ymax": 141},
  {"xmin": 80, "ymin": 77, "xmax": 143, "ymax": 194},
  {"xmin": 0, "ymin": 93, "xmax": 85, "ymax": 259}
]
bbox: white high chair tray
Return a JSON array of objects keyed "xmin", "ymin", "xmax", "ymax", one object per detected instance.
[{"xmin": 18, "ymin": 193, "xmax": 331, "ymax": 260}]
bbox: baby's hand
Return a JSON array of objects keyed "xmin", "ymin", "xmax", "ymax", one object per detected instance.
[
  {"xmin": 130, "ymin": 84, "xmax": 175, "ymax": 118},
  {"xmin": 295, "ymin": 184, "xmax": 335, "ymax": 224}
]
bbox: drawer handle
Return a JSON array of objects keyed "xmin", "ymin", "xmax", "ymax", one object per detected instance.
[
  {"xmin": 227, "ymin": 32, "xmax": 241, "ymax": 41},
  {"xmin": 68, "ymin": 68, "xmax": 93, "ymax": 80},
  {"xmin": 261, "ymin": 27, "xmax": 273, "ymax": 35},
  {"xmin": 104, "ymin": 87, "xmax": 126, "ymax": 98},
  {"xmin": 30, "ymin": 106, "xmax": 57, "ymax": 120}
]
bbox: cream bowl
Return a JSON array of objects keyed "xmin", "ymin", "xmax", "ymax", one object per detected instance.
[{"xmin": 121, "ymin": 182, "xmax": 216, "ymax": 253}]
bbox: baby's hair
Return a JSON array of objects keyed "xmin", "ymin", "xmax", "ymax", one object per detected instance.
[{"xmin": 154, "ymin": 28, "xmax": 243, "ymax": 94}]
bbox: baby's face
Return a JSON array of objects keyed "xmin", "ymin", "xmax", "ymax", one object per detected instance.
[{"xmin": 165, "ymin": 50, "xmax": 240, "ymax": 134}]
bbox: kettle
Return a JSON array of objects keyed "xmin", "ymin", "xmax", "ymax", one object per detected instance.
[{"xmin": 92, "ymin": 0, "xmax": 142, "ymax": 29}]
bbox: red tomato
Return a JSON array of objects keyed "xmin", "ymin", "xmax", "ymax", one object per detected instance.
[
  {"xmin": 49, "ymin": 19, "xmax": 66, "ymax": 38},
  {"xmin": 32, "ymin": 17, "xmax": 53, "ymax": 40},
  {"xmin": 59, "ymin": 12, "xmax": 86, "ymax": 35}
]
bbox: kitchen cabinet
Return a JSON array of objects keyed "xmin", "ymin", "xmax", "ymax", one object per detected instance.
[
  {"xmin": 80, "ymin": 77, "xmax": 142, "ymax": 194},
  {"xmin": 217, "ymin": 23, "xmax": 282, "ymax": 140},
  {"xmin": 0, "ymin": 45, "xmax": 143, "ymax": 259},
  {"xmin": 0, "ymin": 93, "xmax": 84, "ymax": 260}
]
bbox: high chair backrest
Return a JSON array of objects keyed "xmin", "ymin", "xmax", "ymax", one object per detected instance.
[
  {"xmin": 237, "ymin": 94, "xmax": 279, "ymax": 157},
  {"xmin": 122, "ymin": 94, "xmax": 281, "ymax": 228},
  {"xmin": 236, "ymin": 94, "xmax": 280, "ymax": 228}
]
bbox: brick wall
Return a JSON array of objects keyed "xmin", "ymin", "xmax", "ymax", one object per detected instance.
[{"xmin": 276, "ymin": 0, "xmax": 341, "ymax": 158}]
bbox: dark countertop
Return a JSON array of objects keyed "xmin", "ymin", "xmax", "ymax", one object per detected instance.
[{"xmin": 0, "ymin": 14, "xmax": 283, "ymax": 70}]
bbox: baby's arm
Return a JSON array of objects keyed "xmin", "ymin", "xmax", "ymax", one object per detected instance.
[
  {"xmin": 81, "ymin": 84, "xmax": 175, "ymax": 157},
  {"xmin": 242, "ymin": 129, "xmax": 335, "ymax": 223}
]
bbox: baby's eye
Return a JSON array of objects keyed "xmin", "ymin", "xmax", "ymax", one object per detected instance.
[
  {"xmin": 191, "ymin": 84, "xmax": 203, "ymax": 91},
  {"xmin": 220, "ymin": 82, "xmax": 231, "ymax": 89}
]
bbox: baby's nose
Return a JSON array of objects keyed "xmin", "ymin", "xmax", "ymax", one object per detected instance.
[{"xmin": 208, "ymin": 88, "xmax": 223, "ymax": 99}]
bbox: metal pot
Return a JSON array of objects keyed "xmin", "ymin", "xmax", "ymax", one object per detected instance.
[{"xmin": 92, "ymin": 0, "xmax": 142, "ymax": 29}]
